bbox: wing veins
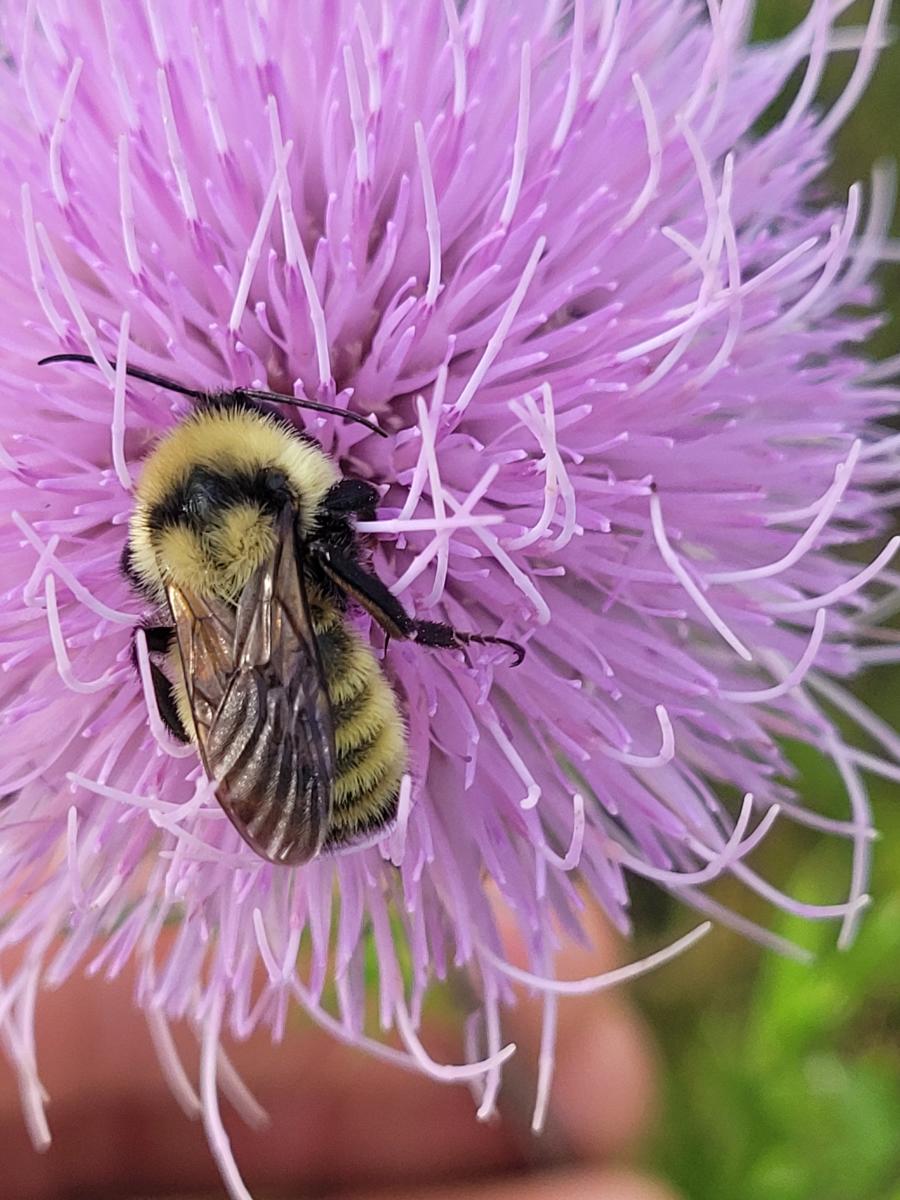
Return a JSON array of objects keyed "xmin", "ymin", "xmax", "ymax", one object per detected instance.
[{"xmin": 165, "ymin": 508, "xmax": 335, "ymax": 865}]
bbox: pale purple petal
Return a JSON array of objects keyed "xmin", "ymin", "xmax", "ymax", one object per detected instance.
[{"xmin": 0, "ymin": 2, "xmax": 898, "ymax": 1194}]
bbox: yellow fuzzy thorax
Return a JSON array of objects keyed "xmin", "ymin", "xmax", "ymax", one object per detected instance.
[
  {"xmin": 129, "ymin": 404, "xmax": 339, "ymax": 600},
  {"xmin": 152, "ymin": 506, "xmax": 276, "ymax": 602}
]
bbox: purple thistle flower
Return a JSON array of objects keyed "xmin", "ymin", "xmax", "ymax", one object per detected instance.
[{"xmin": 1, "ymin": 0, "xmax": 898, "ymax": 1192}]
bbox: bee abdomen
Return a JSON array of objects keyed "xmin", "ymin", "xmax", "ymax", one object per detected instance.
[{"xmin": 315, "ymin": 611, "xmax": 406, "ymax": 847}]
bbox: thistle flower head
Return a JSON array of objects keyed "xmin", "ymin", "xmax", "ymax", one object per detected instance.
[{"xmin": 1, "ymin": 1, "xmax": 898, "ymax": 1193}]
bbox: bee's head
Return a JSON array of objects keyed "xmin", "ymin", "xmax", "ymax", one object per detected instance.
[
  {"xmin": 148, "ymin": 465, "xmax": 293, "ymax": 601},
  {"xmin": 127, "ymin": 404, "xmax": 339, "ymax": 604}
]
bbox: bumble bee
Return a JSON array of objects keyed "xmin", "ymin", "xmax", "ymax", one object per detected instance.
[{"xmin": 40, "ymin": 354, "xmax": 524, "ymax": 866}]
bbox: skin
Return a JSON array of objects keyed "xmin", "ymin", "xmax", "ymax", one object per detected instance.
[{"xmin": 0, "ymin": 903, "xmax": 681, "ymax": 1200}]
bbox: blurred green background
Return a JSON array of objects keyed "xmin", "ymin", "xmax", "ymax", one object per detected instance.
[{"xmin": 639, "ymin": 4, "xmax": 900, "ymax": 1199}]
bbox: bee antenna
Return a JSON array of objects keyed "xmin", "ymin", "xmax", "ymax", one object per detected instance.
[
  {"xmin": 38, "ymin": 354, "xmax": 205, "ymax": 400},
  {"xmin": 38, "ymin": 354, "xmax": 389, "ymax": 439},
  {"xmin": 239, "ymin": 388, "xmax": 389, "ymax": 438}
]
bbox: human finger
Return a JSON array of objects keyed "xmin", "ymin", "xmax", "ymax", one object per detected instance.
[
  {"xmin": 0, "ymin": 957, "xmax": 517, "ymax": 1199},
  {"xmin": 348, "ymin": 1164, "xmax": 682, "ymax": 1200},
  {"xmin": 493, "ymin": 898, "xmax": 660, "ymax": 1163},
  {"xmin": 0, "ymin": 901, "xmax": 661, "ymax": 1198}
]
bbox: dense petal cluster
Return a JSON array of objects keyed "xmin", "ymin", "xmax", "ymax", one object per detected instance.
[{"xmin": 1, "ymin": 0, "xmax": 898, "ymax": 1190}]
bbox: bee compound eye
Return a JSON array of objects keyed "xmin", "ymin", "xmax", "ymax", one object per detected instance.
[
  {"xmin": 262, "ymin": 467, "xmax": 288, "ymax": 493},
  {"xmin": 182, "ymin": 467, "xmax": 226, "ymax": 520},
  {"xmin": 259, "ymin": 467, "xmax": 293, "ymax": 511}
]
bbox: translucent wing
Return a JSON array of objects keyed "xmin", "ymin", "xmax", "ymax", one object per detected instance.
[{"xmin": 166, "ymin": 508, "xmax": 335, "ymax": 865}]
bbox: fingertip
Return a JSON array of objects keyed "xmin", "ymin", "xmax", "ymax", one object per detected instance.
[
  {"xmin": 489, "ymin": 888, "xmax": 625, "ymax": 987},
  {"xmin": 553, "ymin": 1002, "xmax": 658, "ymax": 1159},
  {"xmin": 584, "ymin": 1166, "xmax": 685, "ymax": 1200},
  {"xmin": 350, "ymin": 1166, "xmax": 683, "ymax": 1200},
  {"xmin": 487, "ymin": 892, "xmax": 660, "ymax": 1160}
]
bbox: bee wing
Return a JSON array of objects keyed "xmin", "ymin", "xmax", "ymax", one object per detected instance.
[{"xmin": 166, "ymin": 508, "xmax": 335, "ymax": 866}]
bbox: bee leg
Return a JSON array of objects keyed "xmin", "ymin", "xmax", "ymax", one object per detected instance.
[
  {"xmin": 308, "ymin": 543, "xmax": 525, "ymax": 666},
  {"xmin": 321, "ymin": 479, "xmax": 380, "ymax": 520},
  {"xmin": 147, "ymin": 663, "xmax": 190, "ymax": 743},
  {"xmin": 128, "ymin": 624, "xmax": 174, "ymax": 670},
  {"xmin": 405, "ymin": 619, "xmax": 523, "ymax": 666},
  {"xmin": 129, "ymin": 625, "xmax": 189, "ymax": 742},
  {"xmin": 143, "ymin": 625, "xmax": 176, "ymax": 654}
]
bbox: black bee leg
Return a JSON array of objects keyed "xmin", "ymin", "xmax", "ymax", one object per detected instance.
[
  {"xmin": 321, "ymin": 479, "xmax": 380, "ymax": 521},
  {"xmin": 129, "ymin": 625, "xmax": 189, "ymax": 742},
  {"xmin": 147, "ymin": 663, "xmax": 190, "ymax": 743},
  {"xmin": 129, "ymin": 624, "xmax": 175, "ymax": 668},
  {"xmin": 143, "ymin": 625, "xmax": 176, "ymax": 654},
  {"xmin": 307, "ymin": 543, "xmax": 525, "ymax": 666},
  {"xmin": 405, "ymin": 619, "xmax": 524, "ymax": 666}
]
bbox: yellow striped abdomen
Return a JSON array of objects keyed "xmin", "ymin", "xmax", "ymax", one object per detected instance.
[{"xmin": 312, "ymin": 600, "xmax": 407, "ymax": 847}]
